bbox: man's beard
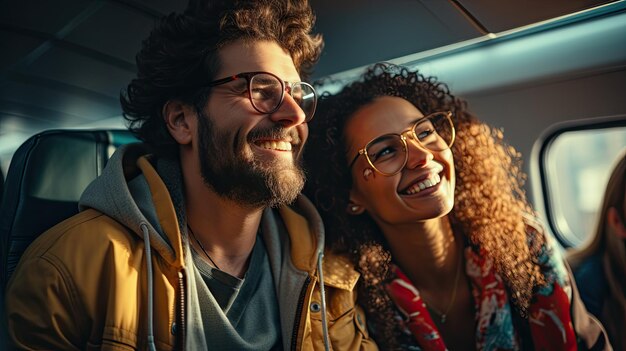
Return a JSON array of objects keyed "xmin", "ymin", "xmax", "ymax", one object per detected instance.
[{"xmin": 197, "ymin": 110, "xmax": 305, "ymax": 208}]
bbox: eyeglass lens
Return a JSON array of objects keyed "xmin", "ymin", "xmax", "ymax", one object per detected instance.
[
  {"xmin": 366, "ymin": 113, "xmax": 453, "ymax": 174},
  {"xmin": 249, "ymin": 73, "xmax": 316, "ymax": 121}
]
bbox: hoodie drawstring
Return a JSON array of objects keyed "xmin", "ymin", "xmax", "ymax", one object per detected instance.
[
  {"xmin": 317, "ymin": 250, "xmax": 331, "ymax": 351},
  {"xmin": 141, "ymin": 223, "xmax": 157, "ymax": 351}
]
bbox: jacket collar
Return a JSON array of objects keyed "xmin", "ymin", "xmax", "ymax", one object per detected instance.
[{"xmin": 279, "ymin": 199, "xmax": 360, "ymax": 290}]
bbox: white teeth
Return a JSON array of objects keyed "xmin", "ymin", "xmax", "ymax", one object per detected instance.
[
  {"xmin": 404, "ymin": 174, "xmax": 441, "ymax": 195},
  {"xmin": 258, "ymin": 140, "xmax": 292, "ymax": 151}
]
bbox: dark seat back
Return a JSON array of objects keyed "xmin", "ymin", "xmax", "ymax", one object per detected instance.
[
  {"xmin": 0, "ymin": 160, "xmax": 4, "ymax": 205},
  {"xmin": 0, "ymin": 129, "xmax": 137, "ymax": 292}
]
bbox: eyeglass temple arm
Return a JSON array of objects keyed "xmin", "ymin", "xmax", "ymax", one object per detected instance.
[
  {"xmin": 348, "ymin": 149, "xmax": 365, "ymax": 169},
  {"xmin": 207, "ymin": 75, "xmax": 238, "ymax": 87}
]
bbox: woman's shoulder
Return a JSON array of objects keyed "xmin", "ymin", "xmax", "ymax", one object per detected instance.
[
  {"xmin": 521, "ymin": 214, "xmax": 561, "ymax": 261},
  {"xmin": 571, "ymin": 253, "xmax": 608, "ymax": 317},
  {"xmin": 519, "ymin": 214, "xmax": 575, "ymax": 293},
  {"xmin": 521, "ymin": 213, "xmax": 548, "ymax": 243},
  {"xmin": 572, "ymin": 253, "xmax": 604, "ymax": 279}
]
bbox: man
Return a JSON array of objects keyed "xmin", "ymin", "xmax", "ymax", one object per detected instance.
[{"xmin": 5, "ymin": 1, "xmax": 377, "ymax": 350}]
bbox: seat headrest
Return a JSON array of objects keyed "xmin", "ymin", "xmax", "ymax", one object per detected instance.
[
  {"xmin": 0, "ymin": 129, "xmax": 137, "ymax": 289},
  {"xmin": 0, "ymin": 161, "xmax": 4, "ymax": 203}
]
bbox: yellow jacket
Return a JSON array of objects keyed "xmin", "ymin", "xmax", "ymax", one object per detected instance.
[{"xmin": 5, "ymin": 144, "xmax": 377, "ymax": 350}]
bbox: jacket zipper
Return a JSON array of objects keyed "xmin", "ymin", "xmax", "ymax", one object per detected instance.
[
  {"xmin": 177, "ymin": 269, "xmax": 186, "ymax": 351},
  {"xmin": 290, "ymin": 275, "xmax": 312, "ymax": 351}
]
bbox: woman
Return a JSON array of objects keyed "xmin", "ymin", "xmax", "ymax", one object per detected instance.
[
  {"xmin": 304, "ymin": 63, "xmax": 609, "ymax": 350},
  {"xmin": 568, "ymin": 151, "xmax": 626, "ymax": 351}
]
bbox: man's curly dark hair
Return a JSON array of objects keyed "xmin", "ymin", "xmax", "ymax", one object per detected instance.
[
  {"xmin": 304, "ymin": 63, "xmax": 546, "ymax": 349},
  {"xmin": 121, "ymin": 0, "xmax": 323, "ymax": 157}
]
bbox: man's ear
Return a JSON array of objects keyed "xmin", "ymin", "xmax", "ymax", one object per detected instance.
[
  {"xmin": 607, "ymin": 207, "xmax": 626, "ymax": 239},
  {"xmin": 163, "ymin": 100, "xmax": 195, "ymax": 145}
]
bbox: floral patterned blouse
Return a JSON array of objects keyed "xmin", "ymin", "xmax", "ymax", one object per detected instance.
[{"xmin": 383, "ymin": 230, "xmax": 577, "ymax": 351}]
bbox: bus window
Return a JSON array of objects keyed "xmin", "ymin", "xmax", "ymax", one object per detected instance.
[{"xmin": 533, "ymin": 116, "xmax": 626, "ymax": 247}]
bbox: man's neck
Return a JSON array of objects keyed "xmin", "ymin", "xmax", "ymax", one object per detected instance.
[{"xmin": 184, "ymin": 165, "xmax": 263, "ymax": 278}]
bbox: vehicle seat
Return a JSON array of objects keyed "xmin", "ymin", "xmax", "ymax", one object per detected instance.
[
  {"xmin": 0, "ymin": 129, "xmax": 137, "ymax": 293},
  {"xmin": 0, "ymin": 161, "xmax": 4, "ymax": 205}
]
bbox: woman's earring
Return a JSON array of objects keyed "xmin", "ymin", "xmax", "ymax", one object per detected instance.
[
  {"xmin": 347, "ymin": 204, "xmax": 361, "ymax": 214},
  {"xmin": 363, "ymin": 168, "xmax": 373, "ymax": 179}
]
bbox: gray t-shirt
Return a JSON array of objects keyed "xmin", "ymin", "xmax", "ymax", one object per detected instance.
[{"xmin": 192, "ymin": 235, "xmax": 282, "ymax": 350}]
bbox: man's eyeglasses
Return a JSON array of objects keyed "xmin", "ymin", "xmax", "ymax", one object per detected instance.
[
  {"xmin": 207, "ymin": 71, "xmax": 317, "ymax": 122},
  {"xmin": 348, "ymin": 111, "xmax": 455, "ymax": 176}
]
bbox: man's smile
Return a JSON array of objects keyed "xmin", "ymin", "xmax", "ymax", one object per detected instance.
[{"xmin": 254, "ymin": 138, "xmax": 294, "ymax": 151}]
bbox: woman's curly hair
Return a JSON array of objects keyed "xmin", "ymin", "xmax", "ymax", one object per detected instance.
[
  {"xmin": 121, "ymin": 0, "xmax": 323, "ymax": 157},
  {"xmin": 304, "ymin": 63, "xmax": 546, "ymax": 349}
]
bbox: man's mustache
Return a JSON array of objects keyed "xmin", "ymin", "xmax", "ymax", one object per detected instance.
[{"xmin": 248, "ymin": 126, "xmax": 301, "ymax": 145}]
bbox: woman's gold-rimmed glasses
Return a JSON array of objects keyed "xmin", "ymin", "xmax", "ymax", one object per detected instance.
[{"xmin": 348, "ymin": 111, "xmax": 455, "ymax": 176}]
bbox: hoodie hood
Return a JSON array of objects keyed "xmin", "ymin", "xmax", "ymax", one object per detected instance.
[
  {"xmin": 79, "ymin": 143, "xmax": 183, "ymax": 267},
  {"xmin": 277, "ymin": 195, "xmax": 325, "ymax": 272}
]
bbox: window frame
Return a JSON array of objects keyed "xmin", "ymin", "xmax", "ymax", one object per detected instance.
[{"xmin": 531, "ymin": 114, "xmax": 626, "ymax": 248}]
